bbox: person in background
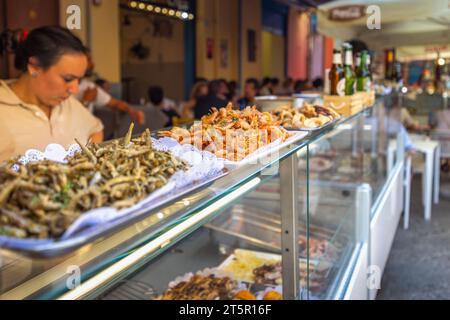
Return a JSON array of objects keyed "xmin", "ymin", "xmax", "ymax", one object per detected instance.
[
  {"xmin": 294, "ymin": 79, "xmax": 312, "ymax": 94},
  {"xmin": 238, "ymin": 78, "xmax": 260, "ymax": 110},
  {"xmin": 294, "ymin": 79, "xmax": 304, "ymax": 94},
  {"xmin": 312, "ymin": 78, "xmax": 324, "ymax": 92},
  {"xmin": 260, "ymin": 77, "xmax": 273, "ymax": 96},
  {"xmin": 0, "ymin": 26, "xmax": 104, "ymax": 161},
  {"xmin": 75, "ymin": 52, "xmax": 144, "ymax": 124},
  {"xmin": 195, "ymin": 77, "xmax": 208, "ymax": 84},
  {"xmin": 95, "ymin": 78, "xmax": 111, "ymax": 94},
  {"xmin": 388, "ymin": 95, "xmax": 429, "ymax": 132},
  {"xmin": 218, "ymin": 78, "xmax": 230, "ymax": 102},
  {"xmin": 195, "ymin": 79, "xmax": 228, "ymax": 119},
  {"xmin": 148, "ymin": 86, "xmax": 180, "ymax": 127},
  {"xmin": 181, "ymin": 81, "xmax": 209, "ymax": 118},
  {"xmin": 430, "ymin": 109, "xmax": 450, "ymax": 172},
  {"xmin": 228, "ymin": 80, "xmax": 239, "ymax": 105},
  {"xmin": 281, "ymin": 78, "xmax": 294, "ymax": 95},
  {"xmin": 271, "ymin": 77, "xmax": 282, "ymax": 95}
]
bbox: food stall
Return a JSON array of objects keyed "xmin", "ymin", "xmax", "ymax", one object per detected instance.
[{"xmin": 0, "ymin": 97, "xmax": 406, "ymax": 300}]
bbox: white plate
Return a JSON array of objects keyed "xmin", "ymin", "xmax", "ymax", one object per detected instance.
[{"xmin": 217, "ymin": 249, "xmax": 331, "ymax": 284}]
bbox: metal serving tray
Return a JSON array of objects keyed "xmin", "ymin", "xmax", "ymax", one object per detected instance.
[{"xmin": 0, "ymin": 169, "xmax": 229, "ymax": 258}]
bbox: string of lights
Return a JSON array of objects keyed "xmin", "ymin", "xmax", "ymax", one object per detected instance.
[{"xmin": 128, "ymin": 1, "xmax": 194, "ymax": 20}]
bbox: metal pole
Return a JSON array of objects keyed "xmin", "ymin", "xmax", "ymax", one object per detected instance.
[
  {"xmin": 1, "ymin": 0, "xmax": 9, "ymax": 79},
  {"xmin": 280, "ymin": 152, "xmax": 300, "ymax": 300},
  {"xmin": 355, "ymin": 183, "xmax": 371, "ymax": 300},
  {"xmin": 237, "ymin": 0, "xmax": 242, "ymax": 90},
  {"xmin": 86, "ymin": 0, "xmax": 92, "ymax": 49}
]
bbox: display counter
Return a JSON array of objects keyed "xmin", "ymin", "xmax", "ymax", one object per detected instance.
[{"xmin": 0, "ymin": 99, "xmax": 405, "ymax": 300}]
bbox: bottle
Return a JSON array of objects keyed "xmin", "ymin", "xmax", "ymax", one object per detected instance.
[
  {"xmin": 366, "ymin": 53, "xmax": 373, "ymax": 90},
  {"xmin": 356, "ymin": 51, "xmax": 370, "ymax": 92},
  {"xmin": 435, "ymin": 53, "xmax": 443, "ymax": 88},
  {"xmin": 343, "ymin": 43, "xmax": 356, "ymax": 96},
  {"xmin": 355, "ymin": 53, "xmax": 362, "ymax": 80},
  {"xmin": 366, "ymin": 53, "xmax": 372, "ymax": 81},
  {"xmin": 329, "ymin": 49, "xmax": 344, "ymax": 95},
  {"xmin": 385, "ymin": 49, "xmax": 395, "ymax": 80}
]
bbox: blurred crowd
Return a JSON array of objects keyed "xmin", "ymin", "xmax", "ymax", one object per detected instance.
[{"xmin": 126, "ymin": 76, "xmax": 325, "ymax": 131}]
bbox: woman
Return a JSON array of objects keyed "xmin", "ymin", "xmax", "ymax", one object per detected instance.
[
  {"xmin": 0, "ymin": 26, "xmax": 104, "ymax": 162},
  {"xmin": 181, "ymin": 81, "xmax": 208, "ymax": 118}
]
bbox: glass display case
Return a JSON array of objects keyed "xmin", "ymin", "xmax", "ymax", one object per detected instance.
[{"xmin": 0, "ymin": 103, "xmax": 405, "ymax": 300}]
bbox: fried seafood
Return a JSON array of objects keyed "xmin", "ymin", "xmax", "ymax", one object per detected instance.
[
  {"xmin": 0, "ymin": 125, "xmax": 189, "ymax": 239},
  {"xmin": 234, "ymin": 290, "xmax": 256, "ymax": 300},
  {"xmin": 159, "ymin": 103, "xmax": 292, "ymax": 161},
  {"xmin": 157, "ymin": 274, "xmax": 238, "ymax": 300},
  {"xmin": 263, "ymin": 291, "xmax": 282, "ymax": 300},
  {"xmin": 253, "ymin": 262, "xmax": 283, "ymax": 286},
  {"xmin": 271, "ymin": 103, "xmax": 340, "ymax": 129}
]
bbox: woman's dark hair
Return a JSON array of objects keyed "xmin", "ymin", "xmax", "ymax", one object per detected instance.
[{"xmin": 14, "ymin": 26, "xmax": 88, "ymax": 72}]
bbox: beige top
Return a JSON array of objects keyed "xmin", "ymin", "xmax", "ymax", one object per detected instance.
[{"xmin": 0, "ymin": 80, "xmax": 104, "ymax": 162}]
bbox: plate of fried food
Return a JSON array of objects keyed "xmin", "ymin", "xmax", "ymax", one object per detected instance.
[
  {"xmin": 218, "ymin": 249, "xmax": 330, "ymax": 293},
  {"xmin": 156, "ymin": 268, "xmax": 243, "ymax": 300},
  {"xmin": 0, "ymin": 124, "xmax": 226, "ymax": 256},
  {"xmin": 156, "ymin": 268, "xmax": 282, "ymax": 301},
  {"xmin": 159, "ymin": 103, "xmax": 308, "ymax": 167},
  {"xmin": 271, "ymin": 103, "xmax": 341, "ymax": 131}
]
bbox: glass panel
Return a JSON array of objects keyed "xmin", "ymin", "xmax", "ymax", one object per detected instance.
[
  {"xmin": 363, "ymin": 97, "xmax": 406, "ymax": 212},
  {"xmin": 0, "ymin": 108, "xmax": 381, "ymax": 300},
  {"xmin": 362, "ymin": 100, "xmax": 389, "ymax": 201},
  {"xmin": 0, "ymin": 136, "xmax": 308, "ymax": 300},
  {"xmin": 301, "ymin": 114, "xmax": 364, "ymax": 299},
  {"xmin": 96, "ymin": 164, "xmax": 304, "ymax": 301}
]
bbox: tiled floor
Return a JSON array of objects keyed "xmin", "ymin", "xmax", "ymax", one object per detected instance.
[{"xmin": 377, "ymin": 175, "xmax": 450, "ymax": 300}]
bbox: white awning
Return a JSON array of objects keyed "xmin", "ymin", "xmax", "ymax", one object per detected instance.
[{"xmin": 317, "ymin": 0, "xmax": 450, "ymax": 49}]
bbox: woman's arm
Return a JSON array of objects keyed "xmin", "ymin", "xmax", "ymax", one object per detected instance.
[
  {"xmin": 107, "ymin": 98, "xmax": 145, "ymax": 125},
  {"xmin": 181, "ymin": 99, "xmax": 195, "ymax": 118}
]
